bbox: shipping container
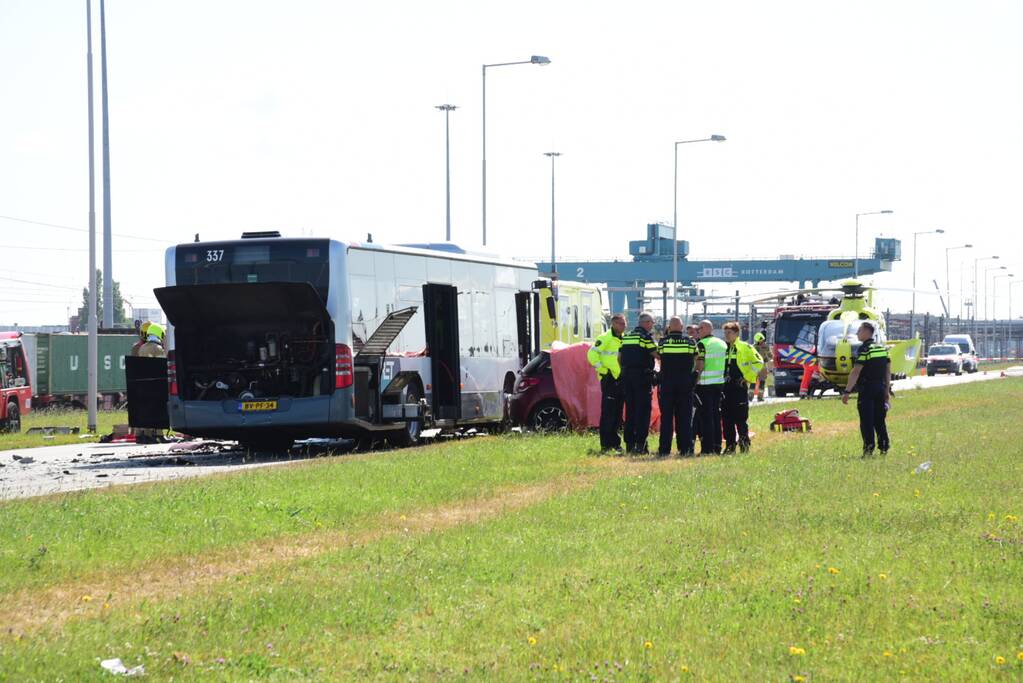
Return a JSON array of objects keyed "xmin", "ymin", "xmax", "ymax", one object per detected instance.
[{"xmin": 30, "ymin": 333, "xmax": 136, "ymax": 405}]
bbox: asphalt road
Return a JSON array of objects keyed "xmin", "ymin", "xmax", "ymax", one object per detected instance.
[{"xmin": 0, "ymin": 369, "xmax": 1013, "ymax": 501}]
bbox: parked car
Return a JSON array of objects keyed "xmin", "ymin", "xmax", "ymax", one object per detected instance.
[
  {"xmin": 943, "ymin": 334, "xmax": 979, "ymax": 373},
  {"xmin": 507, "ymin": 351, "xmax": 569, "ymax": 431},
  {"xmin": 925, "ymin": 343, "xmax": 963, "ymax": 376}
]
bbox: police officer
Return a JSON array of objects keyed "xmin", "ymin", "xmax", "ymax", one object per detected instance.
[
  {"xmin": 657, "ymin": 316, "xmax": 699, "ymax": 456},
  {"xmin": 721, "ymin": 322, "xmax": 764, "ymax": 454},
  {"xmin": 587, "ymin": 314, "xmax": 627, "ymax": 453},
  {"xmin": 842, "ymin": 321, "xmax": 891, "ymax": 457},
  {"xmin": 695, "ymin": 319, "xmax": 727, "ymax": 455},
  {"xmin": 620, "ymin": 311, "xmax": 658, "ymax": 454}
]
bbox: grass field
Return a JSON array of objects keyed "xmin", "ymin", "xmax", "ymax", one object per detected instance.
[
  {"xmin": 1, "ymin": 379, "xmax": 1021, "ymax": 680},
  {"xmin": 0, "ymin": 409, "xmax": 128, "ymax": 451}
]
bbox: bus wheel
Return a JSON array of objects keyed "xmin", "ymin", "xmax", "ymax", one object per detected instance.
[
  {"xmin": 3, "ymin": 403, "xmax": 20, "ymax": 433},
  {"xmin": 387, "ymin": 384, "xmax": 423, "ymax": 448}
]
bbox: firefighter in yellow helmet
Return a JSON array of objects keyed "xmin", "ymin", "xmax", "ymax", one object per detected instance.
[{"xmin": 138, "ymin": 322, "xmax": 167, "ymax": 359}]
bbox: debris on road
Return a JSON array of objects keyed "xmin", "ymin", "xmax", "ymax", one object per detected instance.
[{"xmin": 99, "ymin": 658, "xmax": 145, "ymax": 677}]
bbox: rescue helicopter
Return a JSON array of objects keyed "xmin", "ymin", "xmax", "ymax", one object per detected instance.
[{"xmin": 750, "ymin": 280, "xmax": 922, "ymax": 389}]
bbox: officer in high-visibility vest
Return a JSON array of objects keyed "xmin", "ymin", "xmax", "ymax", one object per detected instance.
[
  {"xmin": 695, "ymin": 319, "xmax": 727, "ymax": 454},
  {"xmin": 619, "ymin": 311, "xmax": 658, "ymax": 454},
  {"xmin": 657, "ymin": 316, "xmax": 700, "ymax": 456},
  {"xmin": 587, "ymin": 313, "xmax": 627, "ymax": 453},
  {"xmin": 842, "ymin": 321, "xmax": 891, "ymax": 457},
  {"xmin": 721, "ymin": 322, "xmax": 765, "ymax": 453},
  {"xmin": 752, "ymin": 330, "xmax": 771, "ymax": 401}
]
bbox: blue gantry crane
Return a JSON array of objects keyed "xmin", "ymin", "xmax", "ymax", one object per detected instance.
[{"xmin": 538, "ymin": 223, "xmax": 902, "ymax": 315}]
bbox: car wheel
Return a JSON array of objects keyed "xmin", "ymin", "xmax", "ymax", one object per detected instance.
[
  {"xmin": 529, "ymin": 400, "xmax": 568, "ymax": 432},
  {"xmin": 3, "ymin": 402, "xmax": 20, "ymax": 433}
]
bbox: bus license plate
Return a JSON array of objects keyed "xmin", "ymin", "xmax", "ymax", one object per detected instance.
[{"xmin": 240, "ymin": 400, "xmax": 278, "ymax": 412}]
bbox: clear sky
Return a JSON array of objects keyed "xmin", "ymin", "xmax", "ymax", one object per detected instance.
[{"xmin": 2, "ymin": 0, "xmax": 1021, "ymax": 326}]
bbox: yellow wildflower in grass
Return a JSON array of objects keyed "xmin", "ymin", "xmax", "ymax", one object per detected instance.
[
  {"xmin": 873, "ymin": 492, "xmax": 880, "ymax": 497},
  {"xmin": 987, "ymin": 512, "xmax": 996, "ymax": 521},
  {"xmin": 815, "ymin": 563, "xmax": 822, "ymax": 569},
  {"xmin": 1016, "ymin": 651, "xmax": 1023, "ymax": 661},
  {"xmin": 102, "ymin": 602, "xmax": 110, "ymax": 610},
  {"xmin": 399, "ymin": 515, "xmax": 407, "ymax": 522},
  {"xmin": 883, "ymin": 651, "xmax": 893, "ymax": 658},
  {"xmin": 644, "ymin": 641, "xmax": 653, "ymax": 650},
  {"xmin": 80, "ymin": 595, "xmax": 93, "ymax": 603},
  {"xmin": 828, "ymin": 567, "xmax": 840, "ymax": 575},
  {"xmin": 1004, "ymin": 514, "xmax": 1019, "ymax": 523},
  {"xmin": 527, "ymin": 636, "xmax": 537, "ymax": 646},
  {"xmin": 995, "ymin": 656, "xmax": 1005, "ymax": 665},
  {"xmin": 680, "ymin": 665, "xmax": 689, "ymax": 673},
  {"xmin": 793, "ymin": 597, "xmax": 802, "ymax": 604},
  {"xmin": 878, "ymin": 573, "xmax": 888, "ymax": 581},
  {"xmin": 789, "ymin": 646, "xmax": 806, "ymax": 656},
  {"xmin": 914, "ymin": 489, "xmax": 921, "ymax": 497},
  {"xmin": 792, "ymin": 676, "xmax": 806, "ymax": 683}
]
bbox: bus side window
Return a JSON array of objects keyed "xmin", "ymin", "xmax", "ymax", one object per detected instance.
[
  {"xmin": 572, "ymin": 306, "xmax": 579, "ymax": 336},
  {"xmin": 583, "ymin": 305, "xmax": 591, "ymax": 338}
]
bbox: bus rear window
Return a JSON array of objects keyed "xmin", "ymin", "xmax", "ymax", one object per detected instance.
[{"xmin": 175, "ymin": 239, "xmax": 330, "ymax": 301}]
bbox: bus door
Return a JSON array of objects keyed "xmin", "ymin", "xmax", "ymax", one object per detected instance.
[
  {"xmin": 422, "ymin": 283, "xmax": 461, "ymax": 420},
  {"xmin": 515, "ymin": 291, "xmax": 537, "ymax": 365}
]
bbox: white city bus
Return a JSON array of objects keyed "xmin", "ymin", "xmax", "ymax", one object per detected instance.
[{"xmin": 154, "ymin": 233, "xmax": 540, "ymax": 450}]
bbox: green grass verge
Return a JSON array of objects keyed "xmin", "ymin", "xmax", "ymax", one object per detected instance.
[
  {"xmin": 2, "ymin": 380, "xmax": 1022, "ymax": 680},
  {"xmin": 0, "ymin": 434, "xmax": 589, "ymax": 595},
  {"xmin": 0, "ymin": 409, "xmax": 128, "ymax": 451}
]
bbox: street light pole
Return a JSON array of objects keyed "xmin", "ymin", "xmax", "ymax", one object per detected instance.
[
  {"xmin": 854, "ymin": 210, "xmax": 894, "ymax": 277},
  {"xmin": 543, "ymin": 152, "xmax": 561, "ymax": 274},
  {"xmin": 993, "ymin": 273, "xmax": 1013, "ymax": 358},
  {"xmin": 984, "ymin": 264, "xmax": 1006, "ymax": 357},
  {"xmin": 672, "ymin": 135, "xmax": 725, "ymax": 315},
  {"xmin": 973, "ymin": 256, "xmax": 999, "ymax": 339},
  {"xmin": 1010, "ymin": 280, "xmax": 1023, "ymax": 359},
  {"xmin": 481, "ymin": 55, "xmax": 550, "ymax": 247},
  {"xmin": 911, "ymin": 228, "xmax": 944, "ymax": 338},
  {"xmin": 85, "ymin": 0, "xmax": 98, "ymax": 433},
  {"xmin": 945, "ymin": 244, "xmax": 971, "ymax": 322},
  {"xmin": 436, "ymin": 104, "xmax": 457, "ymax": 241}
]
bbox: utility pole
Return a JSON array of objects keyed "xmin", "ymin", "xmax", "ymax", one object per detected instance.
[
  {"xmin": 86, "ymin": 0, "xmax": 98, "ymax": 432},
  {"xmin": 100, "ymin": 0, "xmax": 113, "ymax": 328}
]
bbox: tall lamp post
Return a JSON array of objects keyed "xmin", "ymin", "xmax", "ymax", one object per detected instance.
[
  {"xmin": 984, "ymin": 265, "xmax": 1006, "ymax": 322},
  {"xmin": 993, "ymin": 273, "xmax": 1013, "ymax": 358},
  {"xmin": 984, "ymin": 264, "xmax": 1006, "ymax": 356},
  {"xmin": 945, "ymin": 243, "xmax": 971, "ymax": 321},
  {"xmin": 1010, "ymin": 279, "xmax": 1023, "ymax": 359},
  {"xmin": 672, "ymin": 135, "xmax": 726, "ymax": 315},
  {"xmin": 481, "ymin": 55, "xmax": 550, "ymax": 247},
  {"xmin": 973, "ymin": 255, "xmax": 999, "ymax": 337},
  {"xmin": 85, "ymin": 0, "xmax": 99, "ymax": 433},
  {"xmin": 435, "ymin": 104, "xmax": 457, "ymax": 241},
  {"xmin": 854, "ymin": 209, "xmax": 893, "ymax": 277},
  {"xmin": 911, "ymin": 228, "xmax": 944, "ymax": 337},
  {"xmin": 543, "ymin": 152, "xmax": 561, "ymax": 274}
]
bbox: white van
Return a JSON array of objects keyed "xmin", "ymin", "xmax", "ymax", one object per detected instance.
[{"xmin": 942, "ymin": 334, "xmax": 978, "ymax": 373}]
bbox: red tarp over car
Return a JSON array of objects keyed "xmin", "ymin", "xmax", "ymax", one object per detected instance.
[{"xmin": 549, "ymin": 342, "xmax": 661, "ymax": 432}]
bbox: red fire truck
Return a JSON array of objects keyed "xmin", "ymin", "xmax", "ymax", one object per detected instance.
[
  {"xmin": 1, "ymin": 332, "xmax": 33, "ymax": 432},
  {"xmin": 769, "ymin": 300, "xmax": 837, "ymax": 397}
]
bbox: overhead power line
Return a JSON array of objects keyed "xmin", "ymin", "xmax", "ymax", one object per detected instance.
[{"xmin": 0, "ymin": 214, "xmax": 173, "ymax": 243}]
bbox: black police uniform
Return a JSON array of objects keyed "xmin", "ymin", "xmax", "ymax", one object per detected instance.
[
  {"xmin": 657, "ymin": 332, "xmax": 697, "ymax": 455},
  {"xmin": 619, "ymin": 326, "xmax": 657, "ymax": 454},
  {"xmin": 854, "ymin": 340, "xmax": 891, "ymax": 455},
  {"xmin": 722, "ymin": 343, "xmax": 751, "ymax": 453}
]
